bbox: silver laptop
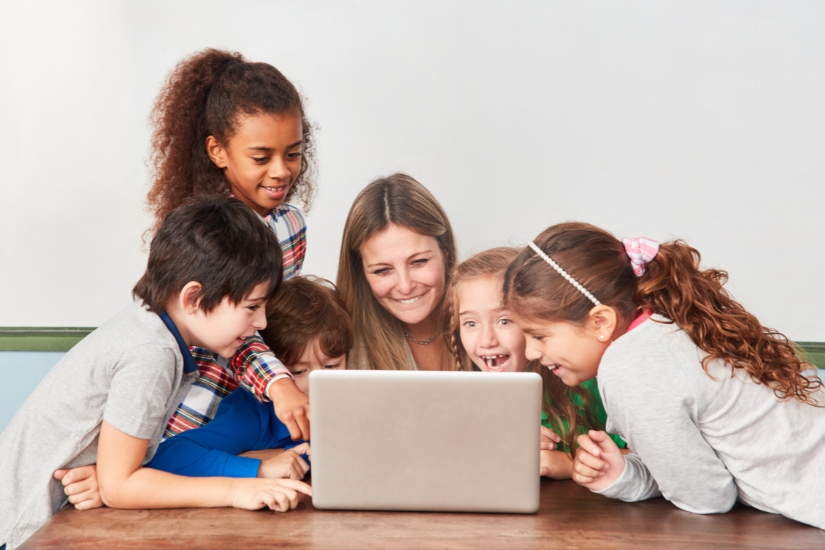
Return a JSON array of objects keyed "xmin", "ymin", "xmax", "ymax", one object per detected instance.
[{"xmin": 309, "ymin": 370, "xmax": 541, "ymax": 513}]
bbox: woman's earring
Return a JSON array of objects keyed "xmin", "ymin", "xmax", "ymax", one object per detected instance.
[{"xmin": 598, "ymin": 335, "xmax": 605, "ymax": 341}]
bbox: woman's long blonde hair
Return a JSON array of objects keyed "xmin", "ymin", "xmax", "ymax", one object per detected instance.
[{"xmin": 337, "ymin": 173, "xmax": 459, "ymax": 370}]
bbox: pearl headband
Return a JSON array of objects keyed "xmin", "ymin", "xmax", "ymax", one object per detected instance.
[{"xmin": 527, "ymin": 241, "xmax": 601, "ymax": 306}]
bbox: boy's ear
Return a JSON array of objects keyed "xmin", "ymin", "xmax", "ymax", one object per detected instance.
[
  {"xmin": 205, "ymin": 135, "xmax": 228, "ymax": 169},
  {"xmin": 179, "ymin": 282, "xmax": 204, "ymax": 315},
  {"xmin": 585, "ymin": 305, "xmax": 618, "ymax": 342}
]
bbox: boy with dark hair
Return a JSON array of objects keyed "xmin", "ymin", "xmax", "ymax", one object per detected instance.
[
  {"xmin": 146, "ymin": 276, "xmax": 352, "ymax": 480},
  {"xmin": 0, "ymin": 197, "xmax": 311, "ymax": 550}
]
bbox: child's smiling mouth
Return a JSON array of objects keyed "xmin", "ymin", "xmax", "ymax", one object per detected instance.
[
  {"xmin": 261, "ymin": 184, "xmax": 288, "ymax": 199},
  {"xmin": 480, "ymin": 354, "xmax": 511, "ymax": 371}
]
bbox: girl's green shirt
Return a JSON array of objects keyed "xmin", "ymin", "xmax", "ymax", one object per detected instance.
[{"xmin": 540, "ymin": 377, "xmax": 627, "ymax": 452}]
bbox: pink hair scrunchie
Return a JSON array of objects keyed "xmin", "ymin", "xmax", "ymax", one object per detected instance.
[{"xmin": 622, "ymin": 237, "xmax": 659, "ymax": 277}]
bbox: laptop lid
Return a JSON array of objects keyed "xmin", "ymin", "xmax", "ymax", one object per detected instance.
[{"xmin": 309, "ymin": 370, "xmax": 541, "ymax": 513}]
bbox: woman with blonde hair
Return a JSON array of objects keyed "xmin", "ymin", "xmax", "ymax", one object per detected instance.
[{"xmin": 337, "ymin": 173, "xmax": 459, "ymax": 371}]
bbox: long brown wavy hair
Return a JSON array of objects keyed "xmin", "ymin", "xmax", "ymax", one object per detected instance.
[
  {"xmin": 444, "ymin": 246, "xmax": 604, "ymax": 453},
  {"xmin": 336, "ymin": 173, "xmax": 458, "ymax": 371},
  {"xmin": 146, "ymin": 48, "xmax": 316, "ymax": 231},
  {"xmin": 504, "ymin": 222, "xmax": 823, "ymax": 407}
]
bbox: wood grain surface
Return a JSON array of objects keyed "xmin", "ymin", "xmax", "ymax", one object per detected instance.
[{"xmin": 21, "ymin": 479, "xmax": 825, "ymax": 549}]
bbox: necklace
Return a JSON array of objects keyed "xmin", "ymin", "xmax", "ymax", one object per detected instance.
[{"xmin": 402, "ymin": 327, "xmax": 441, "ymax": 345}]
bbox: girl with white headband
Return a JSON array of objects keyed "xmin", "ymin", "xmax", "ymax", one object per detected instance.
[
  {"xmin": 503, "ymin": 222, "xmax": 825, "ymax": 530},
  {"xmin": 442, "ymin": 246, "xmax": 626, "ymax": 479}
]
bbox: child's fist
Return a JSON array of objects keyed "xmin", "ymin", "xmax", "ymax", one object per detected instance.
[
  {"xmin": 54, "ymin": 465, "xmax": 103, "ymax": 510},
  {"xmin": 257, "ymin": 443, "xmax": 311, "ymax": 480},
  {"xmin": 572, "ymin": 430, "xmax": 625, "ymax": 491}
]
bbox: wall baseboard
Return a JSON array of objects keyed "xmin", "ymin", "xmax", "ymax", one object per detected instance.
[{"xmin": 1, "ymin": 328, "xmax": 824, "ymax": 370}]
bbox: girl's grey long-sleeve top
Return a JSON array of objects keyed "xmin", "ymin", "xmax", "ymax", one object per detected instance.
[{"xmin": 594, "ymin": 315, "xmax": 825, "ymax": 530}]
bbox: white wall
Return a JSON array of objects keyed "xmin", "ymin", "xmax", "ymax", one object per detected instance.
[{"xmin": 1, "ymin": 1, "xmax": 823, "ymax": 339}]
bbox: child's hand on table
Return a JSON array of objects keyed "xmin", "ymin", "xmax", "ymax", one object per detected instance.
[
  {"xmin": 256, "ymin": 443, "xmax": 311, "ymax": 480},
  {"xmin": 268, "ymin": 378, "xmax": 311, "ymax": 441},
  {"xmin": 231, "ymin": 478, "xmax": 312, "ymax": 511},
  {"xmin": 540, "ymin": 426, "xmax": 561, "ymax": 451},
  {"xmin": 572, "ymin": 430, "xmax": 625, "ymax": 491},
  {"xmin": 540, "ymin": 450, "xmax": 573, "ymax": 479},
  {"xmin": 54, "ymin": 465, "xmax": 102, "ymax": 510}
]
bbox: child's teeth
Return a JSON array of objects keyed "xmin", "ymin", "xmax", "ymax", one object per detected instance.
[{"xmin": 481, "ymin": 355, "xmax": 509, "ymax": 368}]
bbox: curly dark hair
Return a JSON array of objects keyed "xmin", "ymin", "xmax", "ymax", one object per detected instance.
[{"xmin": 146, "ymin": 48, "xmax": 316, "ymax": 231}]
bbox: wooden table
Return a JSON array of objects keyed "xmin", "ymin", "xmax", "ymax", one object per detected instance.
[{"xmin": 22, "ymin": 479, "xmax": 824, "ymax": 549}]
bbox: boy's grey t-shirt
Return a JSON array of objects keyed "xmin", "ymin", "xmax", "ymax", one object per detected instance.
[{"xmin": 0, "ymin": 301, "xmax": 195, "ymax": 549}]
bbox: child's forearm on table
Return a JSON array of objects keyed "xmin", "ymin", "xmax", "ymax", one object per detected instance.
[{"xmin": 100, "ymin": 467, "xmax": 239, "ymax": 509}]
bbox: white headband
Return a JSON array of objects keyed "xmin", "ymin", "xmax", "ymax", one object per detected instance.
[{"xmin": 527, "ymin": 241, "xmax": 601, "ymax": 306}]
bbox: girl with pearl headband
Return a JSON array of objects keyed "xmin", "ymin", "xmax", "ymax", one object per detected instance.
[
  {"xmin": 443, "ymin": 246, "xmax": 626, "ymax": 479},
  {"xmin": 503, "ymin": 222, "xmax": 824, "ymax": 529}
]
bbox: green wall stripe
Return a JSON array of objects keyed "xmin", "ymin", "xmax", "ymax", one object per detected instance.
[
  {"xmin": 1, "ymin": 328, "xmax": 824, "ymax": 369},
  {"xmin": 0, "ymin": 328, "xmax": 94, "ymax": 352},
  {"xmin": 796, "ymin": 342, "xmax": 825, "ymax": 371}
]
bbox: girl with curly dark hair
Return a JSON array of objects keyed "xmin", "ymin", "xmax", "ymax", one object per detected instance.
[
  {"xmin": 504, "ymin": 222, "xmax": 824, "ymax": 529},
  {"xmin": 53, "ymin": 50, "xmax": 319, "ymax": 511},
  {"xmin": 147, "ymin": 47, "xmax": 315, "ymax": 276},
  {"xmin": 148, "ymin": 49, "xmax": 315, "ymax": 445}
]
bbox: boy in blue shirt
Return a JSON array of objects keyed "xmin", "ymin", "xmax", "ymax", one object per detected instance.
[
  {"xmin": 0, "ymin": 197, "xmax": 311, "ymax": 550},
  {"xmin": 147, "ymin": 276, "xmax": 352, "ymax": 480}
]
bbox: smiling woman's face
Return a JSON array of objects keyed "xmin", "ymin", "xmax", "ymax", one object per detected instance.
[{"xmin": 360, "ymin": 224, "xmax": 446, "ymax": 328}]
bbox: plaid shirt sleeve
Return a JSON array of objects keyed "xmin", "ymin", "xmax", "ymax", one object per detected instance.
[
  {"xmin": 269, "ymin": 204, "xmax": 307, "ymax": 280},
  {"xmin": 231, "ymin": 335, "xmax": 292, "ymax": 403},
  {"xmin": 164, "ymin": 347, "xmax": 241, "ymax": 438},
  {"xmin": 163, "ymin": 339, "xmax": 292, "ymax": 438}
]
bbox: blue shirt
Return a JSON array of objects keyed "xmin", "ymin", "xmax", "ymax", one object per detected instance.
[
  {"xmin": 158, "ymin": 312, "xmax": 198, "ymax": 375},
  {"xmin": 147, "ymin": 387, "xmax": 307, "ymax": 477}
]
